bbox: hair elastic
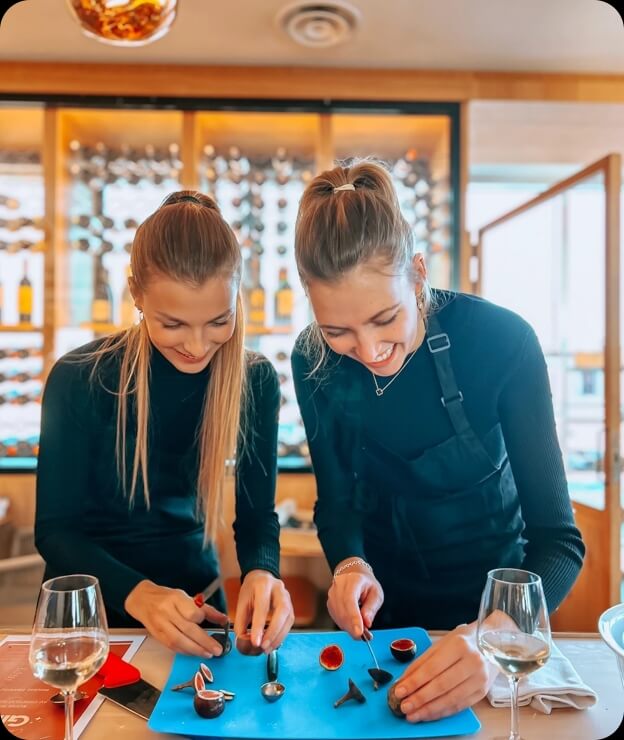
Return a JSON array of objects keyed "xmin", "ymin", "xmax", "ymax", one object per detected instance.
[
  {"xmin": 175, "ymin": 194, "xmax": 202, "ymax": 204},
  {"xmin": 333, "ymin": 183, "xmax": 356, "ymax": 193}
]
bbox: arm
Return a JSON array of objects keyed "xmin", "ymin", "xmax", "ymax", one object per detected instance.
[
  {"xmin": 291, "ymin": 346, "xmax": 383, "ymax": 637},
  {"xmin": 498, "ymin": 326, "xmax": 585, "ymax": 611},
  {"xmin": 35, "ymin": 358, "xmax": 147, "ymax": 616},
  {"xmin": 37, "ymin": 357, "xmax": 226, "ymax": 657},
  {"xmin": 291, "ymin": 348, "xmax": 366, "ymax": 569},
  {"xmin": 368, "ymin": 327, "xmax": 584, "ymax": 724},
  {"xmin": 234, "ymin": 357, "xmax": 281, "ymax": 579},
  {"xmin": 233, "ymin": 357, "xmax": 293, "ymax": 651}
]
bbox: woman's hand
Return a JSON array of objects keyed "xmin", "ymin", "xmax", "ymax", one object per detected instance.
[
  {"xmin": 233, "ymin": 570, "xmax": 294, "ymax": 653},
  {"xmin": 124, "ymin": 579, "xmax": 229, "ymax": 657},
  {"xmin": 391, "ymin": 622, "xmax": 498, "ymax": 722},
  {"xmin": 327, "ymin": 560, "xmax": 384, "ymax": 639}
]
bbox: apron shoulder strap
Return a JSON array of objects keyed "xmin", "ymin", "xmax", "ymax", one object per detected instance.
[{"xmin": 425, "ymin": 313, "xmax": 470, "ymax": 435}]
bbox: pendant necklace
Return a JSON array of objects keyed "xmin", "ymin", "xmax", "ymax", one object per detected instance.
[
  {"xmin": 371, "ymin": 317, "xmax": 425, "ymax": 397},
  {"xmin": 372, "ymin": 350, "xmax": 418, "ymax": 396}
]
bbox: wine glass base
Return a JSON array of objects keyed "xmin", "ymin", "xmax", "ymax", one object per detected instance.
[{"xmin": 49, "ymin": 690, "xmax": 87, "ymax": 705}]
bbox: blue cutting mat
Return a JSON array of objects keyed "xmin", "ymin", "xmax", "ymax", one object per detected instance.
[{"xmin": 148, "ymin": 627, "xmax": 481, "ymax": 739}]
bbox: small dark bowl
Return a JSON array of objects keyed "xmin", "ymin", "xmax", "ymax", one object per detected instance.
[{"xmin": 390, "ymin": 638, "xmax": 416, "ymax": 663}]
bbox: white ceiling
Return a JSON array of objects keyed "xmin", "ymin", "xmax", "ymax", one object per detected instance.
[
  {"xmin": 0, "ymin": 0, "xmax": 623, "ymax": 72},
  {"xmin": 470, "ymin": 100, "xmax": 624, "ymax": 167}
]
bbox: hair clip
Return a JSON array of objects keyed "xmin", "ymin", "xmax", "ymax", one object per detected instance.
[{"xmin": 333, "ymin": 183, "xmax": 356, "ymax": 193}]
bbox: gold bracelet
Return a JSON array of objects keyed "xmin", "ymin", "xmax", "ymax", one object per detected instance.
[{"xmin": 332, "ymin": 557, "xmax": 373, "ymax": 581}]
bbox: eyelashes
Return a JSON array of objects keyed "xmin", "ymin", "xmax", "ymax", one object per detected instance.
[{"xmin": 324, "ymin": 312, "xmax": 399, "ymax": 338}]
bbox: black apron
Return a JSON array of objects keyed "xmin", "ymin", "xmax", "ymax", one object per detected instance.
[{"xmin": 346, "ymin": 313, "xmax": 526, "ymax": 630}]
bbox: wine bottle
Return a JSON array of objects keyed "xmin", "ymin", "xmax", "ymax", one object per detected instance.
[
  {"xmin": 18, "ymin": 260, "xmax": 33, "ymax": 324},
  {"xmin": 70, "ymin": 238, "xmax": 92, "ymax": 252},
  {"xmin": 92, "ymin": 256, "xmax": 113, "ymax": 324},
  {"xmin": 274, "ymin": 267, "xmax": 293, "ymax": 326},
  {"xmin": 245, "ymin": 253, "xmax": 265, "ymax": 328}
]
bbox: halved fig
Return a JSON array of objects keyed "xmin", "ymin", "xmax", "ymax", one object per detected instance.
[
  {"xmin": 334, "ymin": 678, "xmax": 365, "ymax": 708},
  {"xmin": 368, "ymin": 667, "xmax": 393, "ymax": 689},
  {"xmin": 390, "ymin": 638, "xmax": 416, "ymax": 663},
  {"xmin": 194, "ymin": 671, "xmax": 206, "ymax": 693},
  {"xmin": 319, "ymin": 644, "xmax": 344, "ymax": 671},
  {"xmin": 199, "ymin": 662, "xmax": 214, "ymax": 682}
]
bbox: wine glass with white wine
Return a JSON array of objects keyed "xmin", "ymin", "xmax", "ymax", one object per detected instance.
[
  {"xmin": 29, "ymin": 575, "xmax": 109, "ymax": 740},
  {"xmin": 477, "ymin": 568, "xmax": 551, "ymax": 740}
]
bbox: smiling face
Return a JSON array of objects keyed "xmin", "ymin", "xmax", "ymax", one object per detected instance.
[
  {"xmin": 132, "ymin": 272, "xmax": 238, "ymax": 374},
  {"xmin": 306, "ymin": 256, "xmax": 426, "ymax": 377}
]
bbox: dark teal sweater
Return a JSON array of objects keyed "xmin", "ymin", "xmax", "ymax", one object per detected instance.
[{"xmin": 292, "ymin": 291, "xmax": 584, "ymax": 623}]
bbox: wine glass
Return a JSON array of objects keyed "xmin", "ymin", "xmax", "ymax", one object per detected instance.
[
  {"xmin": 29, "ymin": 575, "xmax": 109, "ymax": 740},
  {"xmin": 477, "ymin": 568, "xmax": 551, "ymax": 740}
]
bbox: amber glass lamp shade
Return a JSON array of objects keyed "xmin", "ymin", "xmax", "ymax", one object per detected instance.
[{"xmin": 66, "ymin": 0, "xmax": 178, "ymax": 46}]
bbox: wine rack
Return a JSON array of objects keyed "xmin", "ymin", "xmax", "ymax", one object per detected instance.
[
  {"xmin": 0, "ymin": 105, "xmax": 45, "ymax": 469},
  {"xmin": 0, "ymin": 104, "xmax": 459, "ymax": 472}
]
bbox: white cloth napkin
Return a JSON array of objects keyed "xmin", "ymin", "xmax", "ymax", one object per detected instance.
[{"xmin": 487, "ymin": 640, "xmax": 598, "ymax": 714}]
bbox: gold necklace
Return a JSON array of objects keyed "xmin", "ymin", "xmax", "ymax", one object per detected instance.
[{"xmin": 371, "ymin": 318, "xmax": 425, "ymax": 397}]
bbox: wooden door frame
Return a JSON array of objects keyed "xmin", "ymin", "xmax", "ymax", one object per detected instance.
[{"xmin": 476, "ymin": 155, "xmax": 622, "ymax": 629}]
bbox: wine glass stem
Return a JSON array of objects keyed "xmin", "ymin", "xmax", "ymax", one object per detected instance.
[
  {"xmin": 508, "ymin": 675, "xmax": 520, "ymax": 740},
  {"xmin": 63, "ymin": 690, "xmax": 75, "ymax": 740}
]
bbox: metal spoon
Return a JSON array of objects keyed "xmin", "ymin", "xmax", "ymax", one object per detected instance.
[
  {"xmin": 361, "ymin": 633, "xmax": 393, "ymax": 689},
  {"xmin": 260, "ymin": 650, "xmax": 285, "ymax": 703}
]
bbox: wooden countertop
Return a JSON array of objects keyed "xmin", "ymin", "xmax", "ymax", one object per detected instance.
[{"xmin": 3, "ymin": 629, "xmax": 623, "ymax": 739}]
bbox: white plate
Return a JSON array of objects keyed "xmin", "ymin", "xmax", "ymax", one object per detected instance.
[{"xmin": 598, "ymin": 602, "xmax": 624, "ymax": 687}]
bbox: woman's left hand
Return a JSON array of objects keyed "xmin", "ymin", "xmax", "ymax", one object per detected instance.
[
  {"xmin": 392, "ymin": 622, "xmax": 498, "ymax": 723},
  {"xmin": 233, "ymin": 570, "xmax": 295, "ymax": 654}
]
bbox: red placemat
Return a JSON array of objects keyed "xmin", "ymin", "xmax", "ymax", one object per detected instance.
[{"xmin": 0, "ymin": 635, "xmax": 144, "ymax": 739}]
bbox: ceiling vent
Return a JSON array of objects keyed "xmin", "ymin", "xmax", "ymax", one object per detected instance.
[{"xmin": 276, "ymin": 1, "xmax": 361, "ymax": 48}]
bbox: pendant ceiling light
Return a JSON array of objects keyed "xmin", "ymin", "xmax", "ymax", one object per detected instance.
[{"xmin": 66, "ymin": 0, "xmax": 178, "ymax": 47}]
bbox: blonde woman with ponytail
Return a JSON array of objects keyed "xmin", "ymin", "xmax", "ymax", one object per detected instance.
[
  {"xmin": 292, "ymin": 160, "xmax": 584, "ymax": 722},
  {"xmin": 35, "ymin": 191, "xmax": 294, "ymax": 658}
]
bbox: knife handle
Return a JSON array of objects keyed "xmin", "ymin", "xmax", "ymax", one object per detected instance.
[{"xmin": 267, "ymin": 650, "xmax": 278, "ymax": 682}]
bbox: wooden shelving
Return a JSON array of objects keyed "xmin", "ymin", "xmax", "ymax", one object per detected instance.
[{"xmin": 0, "ymin": 325, "xmax": 42, "ymax": 333}]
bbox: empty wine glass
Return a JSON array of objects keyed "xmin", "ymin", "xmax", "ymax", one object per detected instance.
[
  {"xmin": 29, "ymin": 574, "xmax": 109, "ymax": 740},
  {"xmin": 477, "ymin": 568, "xmax": 551, "ymax": 740}
]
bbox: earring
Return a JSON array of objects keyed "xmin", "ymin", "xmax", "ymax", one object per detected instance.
[
  {"xmin": 137, "ymin": 307, "xmax": 144, "ymax": 320},
  {"xmin": 416, "ymin": 293, "xmax": 424, "ymax": 313}
]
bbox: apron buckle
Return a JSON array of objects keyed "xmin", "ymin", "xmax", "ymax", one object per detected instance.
[
  {"xmin": 426, "ymin": 333, "xmax": 451, "ymax": 353},
  {"xmin": 441, "ymin": 391, "xmax": 463, "ymax": 407}
]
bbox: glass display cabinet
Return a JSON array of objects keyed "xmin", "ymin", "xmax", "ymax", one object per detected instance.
[{"xmin": 0, "ymin": 100, "xmax": 461, "ymax": 472}]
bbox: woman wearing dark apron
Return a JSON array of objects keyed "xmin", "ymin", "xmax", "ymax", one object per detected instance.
[{"xmin": 291, "ymin": 161, "xmax": 584, "ymax": 722}]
